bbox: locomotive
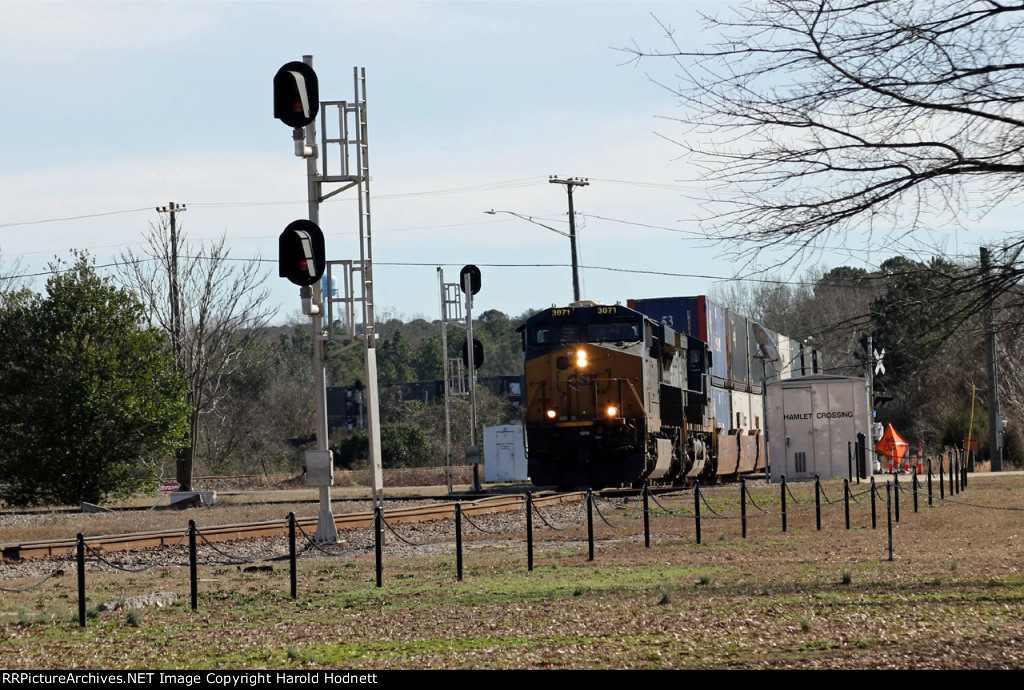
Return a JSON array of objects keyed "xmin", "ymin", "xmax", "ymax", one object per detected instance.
[{"xmin": 521, "ymin": 299, "xmax": 820, "ymax": 489}]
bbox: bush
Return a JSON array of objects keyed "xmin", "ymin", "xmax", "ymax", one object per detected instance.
[{"xmin": 332, "ymin": 423, "xmax": 439, "ymax": 470}]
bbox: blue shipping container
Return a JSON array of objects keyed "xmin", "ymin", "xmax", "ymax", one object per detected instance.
[{"xmin": 628, "ymin": 295, "xmax": 728, "ymax": 386}]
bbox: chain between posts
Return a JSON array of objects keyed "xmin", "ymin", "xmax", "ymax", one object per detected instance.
[{"xmin": 31, "ymin": 472, "xmax": 991, "ymax": 620}]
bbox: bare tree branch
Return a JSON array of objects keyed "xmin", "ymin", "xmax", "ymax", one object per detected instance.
[
  {"xmin": 624, "ymin": 1, "xmax": 1024, "ymax": 254},
  {"xmin": 118, "ymin": 220, "xmax": 272, "ymax": 488}
]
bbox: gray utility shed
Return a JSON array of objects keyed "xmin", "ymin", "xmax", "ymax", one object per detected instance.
[{"xmin": 766, "ymin": 375, "xmax": 870, "ymax": 483}]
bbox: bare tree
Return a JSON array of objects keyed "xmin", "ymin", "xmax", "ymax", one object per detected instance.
[
  {"xmin": 626, "ymin": 1, "xmax": 1024, "ymax": 265},
  {"xmin": 0, "ymin": 248, "xmax": 25, "ymax": 295},
  {"xmin": 119, "ymin": 220, "xmax": 272, "ymax": 489}
]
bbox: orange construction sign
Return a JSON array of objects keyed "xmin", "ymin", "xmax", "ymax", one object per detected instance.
[{"xmin": 875, "ymin": 424, "xmax": 909, "ymax": 466}]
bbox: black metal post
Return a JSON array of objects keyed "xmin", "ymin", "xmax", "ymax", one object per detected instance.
[
  {"xmin": 870, "ymin": 476, "xmax": 877, "ymax": 529},
  {"xmin": 288, "ymin": 512, "xmax": 297, "ymax": 599},
  {"xmin": 844, "ymin": 479, "xmax": 850, "ymax": 530},
  {"xmin": 928, "ymin": 458, "xmax": 934, "ymax": 507},
  {"xmin": 694, "ymin": 482, "xmax": 702, "ymax": 544},
  {"xmin": 526, "ymin": 492, "xmax": 534, "ymax": 572},
  {"xmin": 950, "ymin": 452, "xmax": 956, "ymax": 494},
  {"xmin": 781, "ymin": 475, "xmax": 788, "ymax": 533},
  {"xmin": 189, "ymin": 519, "xmax": 198, "ymax": 611},
  {"xmin": 642, "ymin": 482, "xmax": 651, "ymax": 548},
  {"xmin": 939, "ymin": 455, "xmax": 945, "ymax": 499},
  {"xmin": 856, "ymin": 433, "xmax": 865, "ymax": 484},
  {"xmin": 77, "ymin": 533, "xmax": 86, "ymax": 628},
  {"xmin": 848, "ymin": 441, "xmax": 853, "ymax": 482},
  {"xmin": 741, "ymin": 478, "xmax": 748, "ymax": 539},
  {"xmin": 374, "ymin": 506, "xmax": 383, "ymax": 588},
  {"xmin": 912, "ymin": 470, "xmax": 919, "ymax": 514},
  {"xmin": 586, "ymin": 491, "xmax": 594, "ymax": 562},
  {"xmin": 894, "ymin": 472, "xmax": 901, "ymax": 524},
  {"xmin": 815, "ymin": 475, "xmax": 821, "ymax": 531},
  {"xmin": 455, "ymin": 502, "xmax": 464, "ymax": 582}
]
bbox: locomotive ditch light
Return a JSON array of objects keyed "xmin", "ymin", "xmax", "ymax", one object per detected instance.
[
  {"xmin": 546, "ymin": 409, "xmax": 558, "ymax": 419},
  {"xmin": 605, "ymin": 405, "xmax": 619, "ymax": 418}
]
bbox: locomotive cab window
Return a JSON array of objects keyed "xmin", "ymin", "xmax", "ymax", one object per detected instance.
[
  {"xmin": 531, "ymin": 325, "xmax": 579, "ymax": 345},
  {"xmin": 587, "ymin": 321, "xmax": 640, "ymax": 343},
  {"xmin": 527, "ymin": 324, "xmax": 580, "ymax": 356}
]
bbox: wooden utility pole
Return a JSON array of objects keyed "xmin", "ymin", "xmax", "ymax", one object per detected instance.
[
  {"xmin": 156, "ymin": 202, "xmax": 189, "ymax": 489},
  {"xmin": 981, "ymin": 247, "xmax": 1002, "ymax": 471},
  {"xmin": 549, "ymin": 176, "xmax": 589, "ymax": 302}
]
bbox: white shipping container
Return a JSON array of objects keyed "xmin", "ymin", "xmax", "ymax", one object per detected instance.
[
  {"xmin": 775, "ymin": 335, "xmax": 794, "ymax": 380},
  {"xmin": 730, "ymin": 390, "xmax": 754, "ymax": 431}
]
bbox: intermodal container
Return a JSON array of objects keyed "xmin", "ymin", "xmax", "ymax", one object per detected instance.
[{"xmin": 628, "ymin": 296, "xmax": 727, "ymax": 386}]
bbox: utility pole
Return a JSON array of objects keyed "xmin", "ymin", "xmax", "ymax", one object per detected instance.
[
  {"xmin": 865, "ymin": 334, "xmax": 877, "ymax": 475},
  {"xmin": 156, "ymin": 201, "xmax": 188, "ymax": 489},
  {"xmin": 981, "ymin": 247, "xmax": 1003, "ymax": 472},
  {"xmin": 549, "ymin": 176, "xmax": 588, "ymax": 302}
]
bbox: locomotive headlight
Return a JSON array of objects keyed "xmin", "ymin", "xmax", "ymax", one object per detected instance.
[
  {"xmin": 545, "ymin": 409, "xmax": 558, "ymax": 419},
  {"xmin": 575, "ymin": 349, "xmax": 588, "ymax": 368},
  {"xmin": 606, "ymin": 405, "xmax": 618, "ymax": 418}
]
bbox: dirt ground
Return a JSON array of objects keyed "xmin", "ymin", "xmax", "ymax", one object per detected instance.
[{"xmin": 1, "ymin": 472, "xmax": 1023, "ymax": 669}]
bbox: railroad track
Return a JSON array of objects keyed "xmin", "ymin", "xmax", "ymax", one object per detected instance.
[{"xmin": 0, "ymin": 492, "xmax": 582, "ymax": 562}]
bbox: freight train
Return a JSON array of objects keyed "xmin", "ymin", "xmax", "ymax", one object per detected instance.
[{"xmin": 521, "ymin": 297, "xmax": 821, "ymax": 489}]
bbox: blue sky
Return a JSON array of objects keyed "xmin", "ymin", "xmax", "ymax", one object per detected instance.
[{"xmin": 0, "ymin": 1, "xmax": 1009, "ymax": 325}]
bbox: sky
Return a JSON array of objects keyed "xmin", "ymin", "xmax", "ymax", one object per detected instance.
[{"xmin": 1, "ymin": 0, "xmax": 1014, "ymax": 327}]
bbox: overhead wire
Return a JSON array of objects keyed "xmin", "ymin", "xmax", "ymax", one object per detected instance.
[{"xmin": 0, "ymin": 173, "xmax": 997, "ymax": 281}]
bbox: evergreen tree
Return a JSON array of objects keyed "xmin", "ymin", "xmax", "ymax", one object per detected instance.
[{"xmin": 0, "ymin": 255, "xmax": 188, "ymax": 506}]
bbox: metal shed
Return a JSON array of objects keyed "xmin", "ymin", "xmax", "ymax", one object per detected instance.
[{"xmin": 766, "ymin": 375, "xmax": 870, "ymax": 482}]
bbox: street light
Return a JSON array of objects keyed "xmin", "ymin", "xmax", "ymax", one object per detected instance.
[{"xmin": 484, "ymin": 209, "xmax": 579, "ymax": 302}]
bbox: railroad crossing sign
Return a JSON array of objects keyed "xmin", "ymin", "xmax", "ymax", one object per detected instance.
[{"xmin": 874, "ymin": 348, "xmax": 886, "ymax": 375}]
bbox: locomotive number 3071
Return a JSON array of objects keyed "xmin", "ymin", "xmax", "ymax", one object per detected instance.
[{"xmin": 596, "ymin": 306, "xmax": 618, "ymax": 315}]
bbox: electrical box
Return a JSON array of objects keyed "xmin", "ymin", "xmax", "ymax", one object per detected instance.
[
  {"xmin": 766, "ymin": 375, "xmax": 870, "ymax": 482},
  {"xmin": 484, "ymin": 425, "xmax": 527, "ymax": 482},
  {"xmin": 305, "ymin": 450, "xmax": 334, "ymax": 486}
]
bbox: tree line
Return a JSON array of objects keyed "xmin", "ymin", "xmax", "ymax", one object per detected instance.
[
  {"xmin": 713, "ymin": 256, "xmax": 1024, "ymax": 465},
  {"xmin": 2, "ymin": 239, "xmax": 1018, "ymax": 507},
  {"xmin": 8, "ymin": 0, "xmax": 1024, "ymax": 502},
  {"xmin": 0, "ymin": 235, "xmax": 530, "ymax": 506}
]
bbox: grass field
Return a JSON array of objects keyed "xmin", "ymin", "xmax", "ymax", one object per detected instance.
[{"xmin": 1, "ymin": 473, "xmax": 1023, "ymax": 669}]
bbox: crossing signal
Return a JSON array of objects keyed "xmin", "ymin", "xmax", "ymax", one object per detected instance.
[
  {"xmin": 274, "ymin": 61, "xmax": 319, "ymax": 129},
  {"xmin": 279, "ymin": 220, "xmax": 325, "ymax": 286}
]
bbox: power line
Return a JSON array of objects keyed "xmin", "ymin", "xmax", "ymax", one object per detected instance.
[
  {"xmin": 0, "ymin": 175, "xmax": 703, "ymax": 231},
  {"xmin": 0, "ymin": 207, "xmax": 154, "ymax": 229}
]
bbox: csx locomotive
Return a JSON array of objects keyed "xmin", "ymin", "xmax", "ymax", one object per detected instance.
[
  {"xmin": 521, "ymin": 298, "xmax": 818, "ymax": 489},
  {"xmin": 522, "ymin": 302, "xmax": 720, "ymax": 488}
]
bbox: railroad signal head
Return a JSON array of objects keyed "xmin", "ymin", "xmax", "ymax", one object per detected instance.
[
  {"xmin": 459, "ymin": 264, "xmax": 481, "ymax": 295},
  {"xmin": 279, "ymin": 219, "xmax": 325, "ymax": 286},
  {"xmin": 461, "ymin": 338, "xmax": 484, "ymax": 369},
  {"xmin": 274, "ymin": 61, "xmax": 319, "ymax": 129}
]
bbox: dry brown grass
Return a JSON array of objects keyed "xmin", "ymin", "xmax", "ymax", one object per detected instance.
[{"xmin": 1, "ymin": 472, "xmax": 1022, "ymax": 669}]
